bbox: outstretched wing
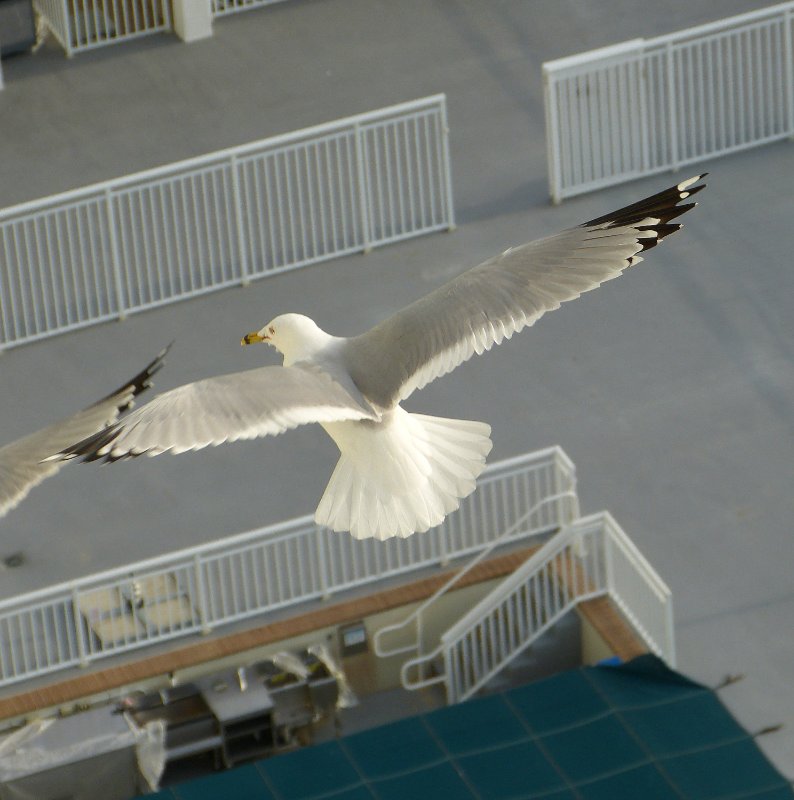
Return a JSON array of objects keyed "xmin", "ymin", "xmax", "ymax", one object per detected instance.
[
  {"xmin": 0, "ymin": 346, "xmax": 168, "ymax": 518},
  {"xmin": 52, "ymin": 364, "xmax": 378, "ymax": 463},
  {"xmin": 344, "ymin": 176, "xmax": 706, "ymax": 408}
]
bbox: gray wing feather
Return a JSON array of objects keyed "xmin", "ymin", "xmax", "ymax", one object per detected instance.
[
  {"xmin": 53, "ymin": 364, "xmax": 378, "ymax": 463},
  {"xmin": 0, "ymin": 347, "xmax": 168, "ymax": 518},
  {"xmin": 345, "ymin": 176, "xmax": 705, "ymax": 408}
]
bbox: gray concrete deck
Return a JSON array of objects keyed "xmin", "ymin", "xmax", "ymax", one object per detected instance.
[{"xmin": 1, "ymin": 0, "xmax": 793, "ymax": 776}]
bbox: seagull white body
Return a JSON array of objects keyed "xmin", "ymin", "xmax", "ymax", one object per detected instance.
[
  {"xmin": 54, "ymin": 176, "xmax": 706, "ymax": 540},
  {"xmin": 246, "ymin": 313, "xmax": 493, "ymax": 539}
]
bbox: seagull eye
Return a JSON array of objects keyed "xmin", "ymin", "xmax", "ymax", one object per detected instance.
[{"xmin": 269, "ymin": 326, "xmax": 275, "ymax": 335}]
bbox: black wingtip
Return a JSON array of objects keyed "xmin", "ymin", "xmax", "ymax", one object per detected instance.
[
  {"xmin": 96, "ymin": 343, "xmax": 172, "ymax": 414},
  {"xmin": 46, "ymin": 345, "xmax": 174, "ymax": 466},
  {"xmin": 582, "ymin": 174, "xmax": 706, "ymax": 253},
  {"xmin": 56, "ymin": 423, "xmax": 127, "ymax": 464}
]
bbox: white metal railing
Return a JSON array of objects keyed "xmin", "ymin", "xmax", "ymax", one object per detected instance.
[
  {"xmin": 399, "ymin": 512, "xmax": 673, "ymax": 704},
  {"xmin": 0, "ymin": 447, "xmax": 573, "ymax": 689},
  {"xmin": 544, "ymin": 2, "xmax": 794, "ymax": 202},
  {"xmin": 602, "ymin": 511, "xmax": 676, "ymax": 667},
  {"xmin": 211, "ymin": 0, "xmax": 286, "ymax": 17},
  {"xmin": 33, "ymin": 0, "xmax": 172, "ymax": 55},
  {"xmin": 373, "ymin": 488, "xmax": 579, "ymax": 668},
  {"xmin": 0, "ymin": 95, "xmax": 454, "ymax": 351}
]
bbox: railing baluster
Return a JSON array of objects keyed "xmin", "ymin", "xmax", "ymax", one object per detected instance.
[
  {"xmin": 353, "ymin": 121, "xmax": 372, "ymax": 252},
  {"xmin": 104, "ymin": 188, "xmax": 126, "ymax": 318},
  {"xmin": 194, "ymin": 555, "xmax": 210, "ymax": 634},
  {"xmin": 72, "ymin": 587, "xmax": 88, "ymax": 667},
  {"xmin": 785, "ymin": 9, "xmax": 794, "ymax": 135}
]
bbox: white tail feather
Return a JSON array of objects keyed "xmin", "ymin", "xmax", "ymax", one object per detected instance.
[{"xmin": 316, "ymin": 409, "xmax": 492, "ymax": 540}]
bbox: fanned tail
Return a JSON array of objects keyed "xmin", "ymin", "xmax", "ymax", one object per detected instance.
[{"xmin": 315, "ymin": 409, "xmax": 492, "ymax": 540}]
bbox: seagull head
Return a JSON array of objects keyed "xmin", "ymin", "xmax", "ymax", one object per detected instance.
[{"xmin": 242, "ymin": 313, "xmax": 331, "ymax": 365}]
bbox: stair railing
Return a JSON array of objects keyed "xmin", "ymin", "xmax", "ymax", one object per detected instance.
[
  {"xmin": 407, "ymin": 512, "xmax": 673, "ymax": 704},
  {"xmin": 373, "ymin": 487, "xmax": 579, "ymax": 681},
  {"xmin": 438, "ymin": 520, "xmax": 602, "ymax": 703}
]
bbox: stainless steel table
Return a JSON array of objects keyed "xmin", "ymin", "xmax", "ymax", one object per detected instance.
[{"xmin": 196, "ymin": 668, "xmax": 276, "ymax": 768}]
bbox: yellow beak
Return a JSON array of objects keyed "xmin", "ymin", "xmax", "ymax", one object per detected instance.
[{"xmin": 241, "ymin": 331, "xmax": 266, "ymax": 346}]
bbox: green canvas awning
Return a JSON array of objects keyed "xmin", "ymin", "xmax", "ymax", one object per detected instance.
[{"xmin": 149, "ymin": 655, "xmax": 792, "ymax": 800}]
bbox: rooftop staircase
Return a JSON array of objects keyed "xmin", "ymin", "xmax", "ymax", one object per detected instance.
[{"xmin": 376, "ymin": 511, "xmax": 674, "ymax": 704}]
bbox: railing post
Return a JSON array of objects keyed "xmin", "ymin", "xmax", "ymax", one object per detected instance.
[
  {"xmin": 316, "ymin": 528, "xmax": 331, "ymax": 601},
  {"xmin": 415, "ymin": 615, "xmax": 425, "ymax": 680},
  {"xmin": 438, "ymin": 96, "xmax": 456, "ymax": 229},
  {"xmin": 544, "ymin": 69, "xmax": 563, "ymax": 204},
  {"xmin": 443, "ymin": 645, "xmax": 454, "ymax": 705},
  {"xmin": 104, "ymin": 188, "xmax": 127, "ymax": 320},
  {"xmin": 665, "ymin": 41, "xmax": 680, "ymax": 171},
  {"xmin": 603, "ymin": 525, "xmax": 615, "ymax": 596},
  {"xmin": 0, "ymin": 231, "xmax": 8, "ymax": 347},
  {"xmin": 71, "ymin": 587, "xmax": 89, "ymax": 667},
  {"xmin": 62, "ymin": 0, "xmax": 75, "ymax": 58},
  {"xmin": 438, "ymin": 525, "xmax": 449, "ymax": 567},
  {"xmin": 556, "ymin": 450, "xmax": 579, "ymax": 529},
  {"xmin": 553, "ymin": 458, "xmax": 564, "ymax": 527},
  {"xmin": 353, "ymin": 121, "xmax": 373, "ymax": 253},
  {"xmin": 193, "ymin": 554, "xmax": 211, "ymax": 635},
  {"xmin": 784, "ymin": 9, "xmax": 794, "ymax": 137},
  {"xmin": 664, "ymin": 595, "xmax": 677, "ymax": 667},
  {"xmin": 229, "ymin": 153, "xmax": 251, "ymax": 285},
  {"xmin": 638, "ymin": 51, "xmax": 651, "ymax": 173},
  {"xmin": 161, "ymin": 0, "xmax": 173, "ymax": 28}
]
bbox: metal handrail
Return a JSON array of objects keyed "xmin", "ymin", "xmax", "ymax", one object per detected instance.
[
  {"xmin": 599, "ymin": 511, "xmax": 675, "ymax": 665},
  {"xmin": 398, "ymin": 518, "xmax": 580, "ymax": 692},
  {"xmin": 442, "ymin": 517, "xmax": 584, "ymax": 646},
  {"xmin": 398, "ymin": 512, "xmax": 675, "ymax": 698},
  {"xmin": 374, "ymin": 487, "xmax": 578, "ymax": 661},
  {"xmin": 607, "ymin": 523, "xmax": 671, "ymax": 600}
]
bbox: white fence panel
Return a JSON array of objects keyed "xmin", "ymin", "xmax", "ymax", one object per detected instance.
[
  {"xmin": 0, "ymin": 95, "xmax": 454, "ymax": 351},
  {"xmin": 0, "ymin": 597, "xmax": 81, "ymax": 680},
  {"xmin": 0, "ymin": 447, "xmax": 573, "ymax": 689},
  {"xmin": 113, "ymin": 163, "xmax": 244, "ymax": 313},
  {"xmin": 34, "ymin": 0, "xmax": 171, "ymax": 55},
  {"xmin": 544, "ymin": 3, "xmax": 794, "ymax": 202}
]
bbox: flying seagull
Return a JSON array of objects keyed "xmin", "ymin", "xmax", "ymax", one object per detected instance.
[
  {"xmin": 53, "ymin": 176, "xmax": 705, "ymax": 540},
  {"xmin": 1, "ymin": 347, "xmax": 169, "ymax": 519}
]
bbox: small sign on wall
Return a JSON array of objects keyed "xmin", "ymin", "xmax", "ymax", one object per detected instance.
[{"xmin": 339, "ymin": 622, "xmax": 368, "ymax": 656}]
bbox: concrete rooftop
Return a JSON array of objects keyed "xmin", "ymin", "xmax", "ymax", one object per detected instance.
[{"xmin": 0, "ymin": 0, "xmax": 792, "ymax": 777}]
